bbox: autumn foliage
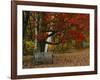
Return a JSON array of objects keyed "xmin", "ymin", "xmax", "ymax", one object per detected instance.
[
  {"xmin": 23, "ymin": 11, "xmax": 90, "ymax": 55},
  {"xmin": 36, "ymin": 12, "xmax": 89, "ymax": 48}
]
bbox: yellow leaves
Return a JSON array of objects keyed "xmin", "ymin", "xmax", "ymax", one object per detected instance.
[
  {"xmin": 24, "ymin": 40, "xmax": 35, "ymax": 51},
  {"xmin": 48, "ymin": 44, "xmax": 55, "ymax": 51}
]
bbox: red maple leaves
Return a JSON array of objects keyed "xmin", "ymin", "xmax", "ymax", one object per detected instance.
[
  {"xmin": 36, "ymin": 32, "xmax": 48, "ymax": 42},
  {"xmin": 36, "ymin": 12, "xmax": 89, "ymax": 45}
]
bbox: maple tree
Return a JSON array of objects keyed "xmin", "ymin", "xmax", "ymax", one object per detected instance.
[{"xmin": 23, "ymin": 11, "xmax": 89, "ymax": 54}]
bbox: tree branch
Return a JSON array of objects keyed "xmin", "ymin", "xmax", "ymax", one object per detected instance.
[
  {"xmin": 42, "ymin": 30, "xmax": 56, "ymax": 32},
  {"xmin": 45, "ymin": 41, "xmax": 60, "ymax": 45},
  {"xmin": 48, "ymin": 31, "xmax": 56, "ymax": 37}
]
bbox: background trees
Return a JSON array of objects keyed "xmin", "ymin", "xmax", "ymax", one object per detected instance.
[{"xmin": 23, "ymin": 11, "xmax": 89, "ymax": 55}]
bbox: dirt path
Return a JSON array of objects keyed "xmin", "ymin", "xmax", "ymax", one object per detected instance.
[
  {"xmin": 32, "ymin": 48, "xmax": 89, "ymax": 68},
  {"xmin": 23, "ymin": 48, "xmax": 89, "ymax": 68}
]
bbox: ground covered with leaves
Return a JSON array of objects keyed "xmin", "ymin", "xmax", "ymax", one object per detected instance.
[{"xmin": 23, "ymin": 48, "xmax": 89, "ymax": 68}]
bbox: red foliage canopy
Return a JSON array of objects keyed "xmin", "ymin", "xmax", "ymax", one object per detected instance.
[{"xmin": 36, "ymin": 12, "xmax": 89, "ymax": 44}]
